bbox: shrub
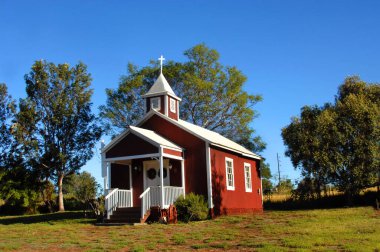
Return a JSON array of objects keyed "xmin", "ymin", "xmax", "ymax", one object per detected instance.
[{"xmin": 174, "ymin": 193, "xmax": 208, "ymax": 222}]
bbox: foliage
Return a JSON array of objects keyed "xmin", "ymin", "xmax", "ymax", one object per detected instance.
[
  {"xmin": 291, "ymin": 177, "xmax": 320, "ymax": 201},
  {"xmin": 99, "ymin": 43, "xmax": 265, "ymax": 153},
  {"xmin": 274, "ymin": 178, "xmax": 294, "ymax": 193},
  {"xmin": 0, "ymin": 83, "xmax": 16, "ymax": 167},
  {"xmin": 174, "ymin": 193, "xmax": 208, "ymax": 222},
  {"xmin": 13, "ymin": 60, "xmax": 102, "ymax": 211},
  {"xmin": 90, "ymin": 195, "xmax": 105, "ymax": 221},
  {"xmin": 65, "ymin": 172, "xmax": 100, "ymax": 203},
  {"xmin": 260, "ymin": 162, "xmax": 273, "ymax": 195},
  {"xmin": 64, "ymin": 171, "xmax": 101, "ymax": 215},
  {"xmin": 0, "ymin": 83, "xmax": 43, "ymax": 214},
  {"xmin": 282, "ymin": 76, "xmax": 380, "ymax": 204}
]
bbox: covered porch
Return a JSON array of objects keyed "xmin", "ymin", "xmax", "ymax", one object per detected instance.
[{"xmin": 101, "ymin": 126, "xmax": 185, "ymax": 222}]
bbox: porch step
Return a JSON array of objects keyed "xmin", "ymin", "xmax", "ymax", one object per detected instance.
[
  {"xmin": 113, "ymin": 207, "xmax": 141, "ymax": 214},
  {"xmin": 106, "ymin": 207, "xmax": 149, "ymax": 224}
]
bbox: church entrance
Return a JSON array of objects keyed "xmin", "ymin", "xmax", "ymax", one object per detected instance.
[{"xmin": 143, "ymin": 159, "xmax": 170, "ymax": 190}]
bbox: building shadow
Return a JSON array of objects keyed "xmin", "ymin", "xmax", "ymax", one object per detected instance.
[{"xmin": 211, "ymin": 154, "xmax": 227, "ymax": 216}]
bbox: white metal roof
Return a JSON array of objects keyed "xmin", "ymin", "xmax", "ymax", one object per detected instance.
[
  {"xmin": 141, "ymin": 73, "xmax": 181, "ymax": 100},
  {"xmin": 129, "ymin": 126, "xmax": 182, "ymax": 151},
  {"xmin": 137, "ymin": 110, "xmax": 261, "ymax": 160},
  {"xmin": 176, "ymin": 119, "xmax": 261, "ymax": 159}
]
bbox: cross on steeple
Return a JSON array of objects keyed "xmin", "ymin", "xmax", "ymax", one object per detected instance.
[{"xmin": 158, "ymin": 55, "xmax": 165, "ymax": 74}]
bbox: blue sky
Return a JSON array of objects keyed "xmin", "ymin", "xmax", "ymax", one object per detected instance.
[{"xmin": 1, "ymin": 0, "xmax": 379, "ymax": 186}]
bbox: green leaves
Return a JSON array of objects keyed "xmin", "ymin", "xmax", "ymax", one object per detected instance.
[
  {"xmin": 100, "ymin": 43, "xmax": 265, "ymax": 152},
  {"xmin": 15, "ymin": 60, "xmax": 102, "ymax": 211},
  {"xmin": 282, "ymin": 76, "xmax": 380, "ymax": 201},
  {"xmin": 0, "ymin": 83, "xmax": 16, "ymax": 168}
]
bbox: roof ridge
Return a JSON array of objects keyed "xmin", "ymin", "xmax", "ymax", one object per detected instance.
[{"xmin": 140, "ymin": 111, "xmax": 261, "ymax": 159}]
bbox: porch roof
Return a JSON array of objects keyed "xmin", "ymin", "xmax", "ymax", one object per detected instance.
[{"xmin": 129, "ymin": 126, "xmax": 183, "ymax": 151}]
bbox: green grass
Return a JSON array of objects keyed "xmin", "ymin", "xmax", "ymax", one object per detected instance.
[{"xmin": 0, "ymin": 207, "xmax": 379, "ymax": 251}]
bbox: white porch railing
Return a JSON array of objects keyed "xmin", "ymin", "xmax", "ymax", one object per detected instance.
[
  {"xmin": 139, "ymin": 186, "xmax": 184, "ymax": 219},
  {"xmin": 139, "ymin": 187, "xmax": 151, "ymax": 220},
  {"xmin": 105, "ymin": 188, "xmax": 132, "ymax": 219},
  {"xmin": 164, "ymin": 186, "xmax": 184, "ymax": 206}
]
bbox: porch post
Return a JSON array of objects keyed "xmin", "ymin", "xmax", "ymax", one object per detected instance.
[
  {"xmin": 108, "ymin": 162, "xmax": 112, "ymax": 192},
  {"xmin": 101, "ymin": 141, "xmax": 107, "ymax": 195},
  {"xmin": 159, "ymin": 147, "xmax": 165, "ymax": 208},
  {"xmin": 129, "ymin": 164, "xmax": 133, "ymax": 207},
  {"xmin": 181, "ymin": 159, "xmax": 185, "ymax": 197}
]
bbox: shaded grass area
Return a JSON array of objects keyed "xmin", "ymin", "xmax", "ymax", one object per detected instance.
[
  {"xmin": 0, "ymin": 207, "xmax": 379, "ymax": 251},
  {"xmin": 0, "ymin": 211, "xmax": 94, "ymax": 225}
]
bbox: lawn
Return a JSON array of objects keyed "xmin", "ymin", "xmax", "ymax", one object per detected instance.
[{"xmin": 0, "ymin": 207, "xmax": 378, "ymax": 251}]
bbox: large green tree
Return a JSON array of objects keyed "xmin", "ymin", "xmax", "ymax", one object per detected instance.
[
  {"xmin": 100, "ymin": 44, "xmax": 265, "ymax": 152},
  {"xmin": 282, "ymin": 76, "xmax": 380, "ymax": 203},
  {"xmin": 0, "ymin": 83, "xmax": 15, "ymax": 167},
  {"xmin": 14, "ymin": 61, "xmax": 102, "ymax": 211},
  {"xmin": 0, "ymin": 84, "xmax": 42, "ymax": 213},
  {"xmin": 281, "ymin": 105, "xmax": 331, "ymax": 198}
]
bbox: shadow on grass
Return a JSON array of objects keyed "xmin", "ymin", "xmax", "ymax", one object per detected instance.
[
  {"xmin": 264, "ymin": 191, "xmax": 378, "ymax": 211},
  {"xmin": 0, "ymin": 211, "xmax": 96, "ymax": 225}
]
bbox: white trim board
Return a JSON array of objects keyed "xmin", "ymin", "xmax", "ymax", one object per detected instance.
[
  {"xmin": 105, "ymin": 153, "xmax": 160, "ymax": 162},
  {"xmin": 162, "ymin": 153, "xmax": 184, "ymax": 160}
]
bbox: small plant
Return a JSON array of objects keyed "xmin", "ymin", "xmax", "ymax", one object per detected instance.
[{"xmin": 174, "ymin": 193, "xmax": 208, "ymax": 222}]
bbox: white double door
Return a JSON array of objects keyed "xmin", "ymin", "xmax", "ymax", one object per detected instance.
[{"xmin": 143, "ymin": 159, "xmax": 170, "ymax": 189}]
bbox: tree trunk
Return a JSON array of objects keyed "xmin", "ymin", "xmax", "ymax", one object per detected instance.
[{"xmin": 58, "ymin": 174, "xmax": 65, "ymax": 212}]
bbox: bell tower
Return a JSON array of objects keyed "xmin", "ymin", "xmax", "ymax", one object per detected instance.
[{"xmin": 141, "ymin": 55, "xmax": 181, "ymax": 121}]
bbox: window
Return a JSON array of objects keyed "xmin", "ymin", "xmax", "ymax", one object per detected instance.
[
  {"xmin": 170, "ymin": 98, "xmax": 176, "ymax": 113},
  {"xmin": 225, "ymin": 157, "xmax": 234, "ymax": 190},
  {"xmin": 244, "ymin": 163, "xmax": 252, "ymax": 192},
  {"xmin": 150, "ymin": 97, "xmax": 160, "ymax": 110}
]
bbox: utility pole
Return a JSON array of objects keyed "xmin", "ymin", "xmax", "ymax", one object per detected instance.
[{"xmin": 277, "ymin": 153, "xmax": 281, "ymax": 186}]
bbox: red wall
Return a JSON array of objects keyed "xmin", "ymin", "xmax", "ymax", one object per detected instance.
[
  {"xmin": 106, "ymin": 133, "xmax": 158, "ymax": 158},
  {"xmin": 131, "ymin": 159, "xmax": 144, "ymax": 207},
  {"xmin": 141, "ymin": 115, "xmax": 208, "ymax": 198},
  {"xmin": 163, "ymin": 148, "xmax": 182, "ymax": 157},
  {"xmin": 210, "ymin": 146, "xmax": 262, "ymax": 215},
  {"xmin": 167, "ymin": 96, "xmax": 178, "ymax": 120},
  {"xmin": 169, "ymin": 159, "xmax": 182, "ymax": 187},
  {"xmin": 110, "ymin": 163, "xmax": 130, "ymax": 189}
]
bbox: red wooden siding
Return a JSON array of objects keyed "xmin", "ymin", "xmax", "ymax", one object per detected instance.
[
  {"xmin": 131, "ymin": 159, "xmax": 144, "ymax": 207},
  {"xmin": 110, "ymin": 163, "xmax": 130, "ymax": 189},
  {"xmin": 167, "ymin": 96, "xmax": 178, "ymax": 120},
  {"xmin": 169, "ymin": 159, "xmax": 182, "ymax": 187},
  {"xmin": 106, "ymin": 133, "xmax": 158, "ymax": 158},
  {"xmin": 163, "ymin": 148, "xmax": 182, "ymax": 157},
  {"xmin": 210, "ymin": 146, "xmax": 263, "ymax": 215},
  {"xmin": 141, "ymin": 114, "xmax": 208, "ymax": 198}
]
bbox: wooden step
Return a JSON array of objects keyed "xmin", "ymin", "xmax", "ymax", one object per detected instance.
[
  {"xmin": 107, "ymin": 217, "xmax": 142, "ymax": 223},
  {"xmin": 106, "ymin": 207, "xmax": 150, "ymax": 224},
  {"xmin": 115, "ymin": 207, "xmax": 141, "ymax": 213}
]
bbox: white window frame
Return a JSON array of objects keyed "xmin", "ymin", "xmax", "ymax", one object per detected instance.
[
  {"xmin": 150, "ymin": 97, "xmax": 161, "ymax": 111},
  {"xmin": 225, "ymin": 157, "xmax": 235, "ymax": 191},
  {"xmin": 244, "ymin": 162, "xmax": 252, "ymax": 192},
  {"xmin": 169, "ymin": 97, "xmax": 176, "ymax": 113}
]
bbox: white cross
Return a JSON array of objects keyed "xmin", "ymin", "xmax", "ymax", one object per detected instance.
[{"xmin": 158, "ymin": 55, "xmax": 165, "ymax": 74}]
